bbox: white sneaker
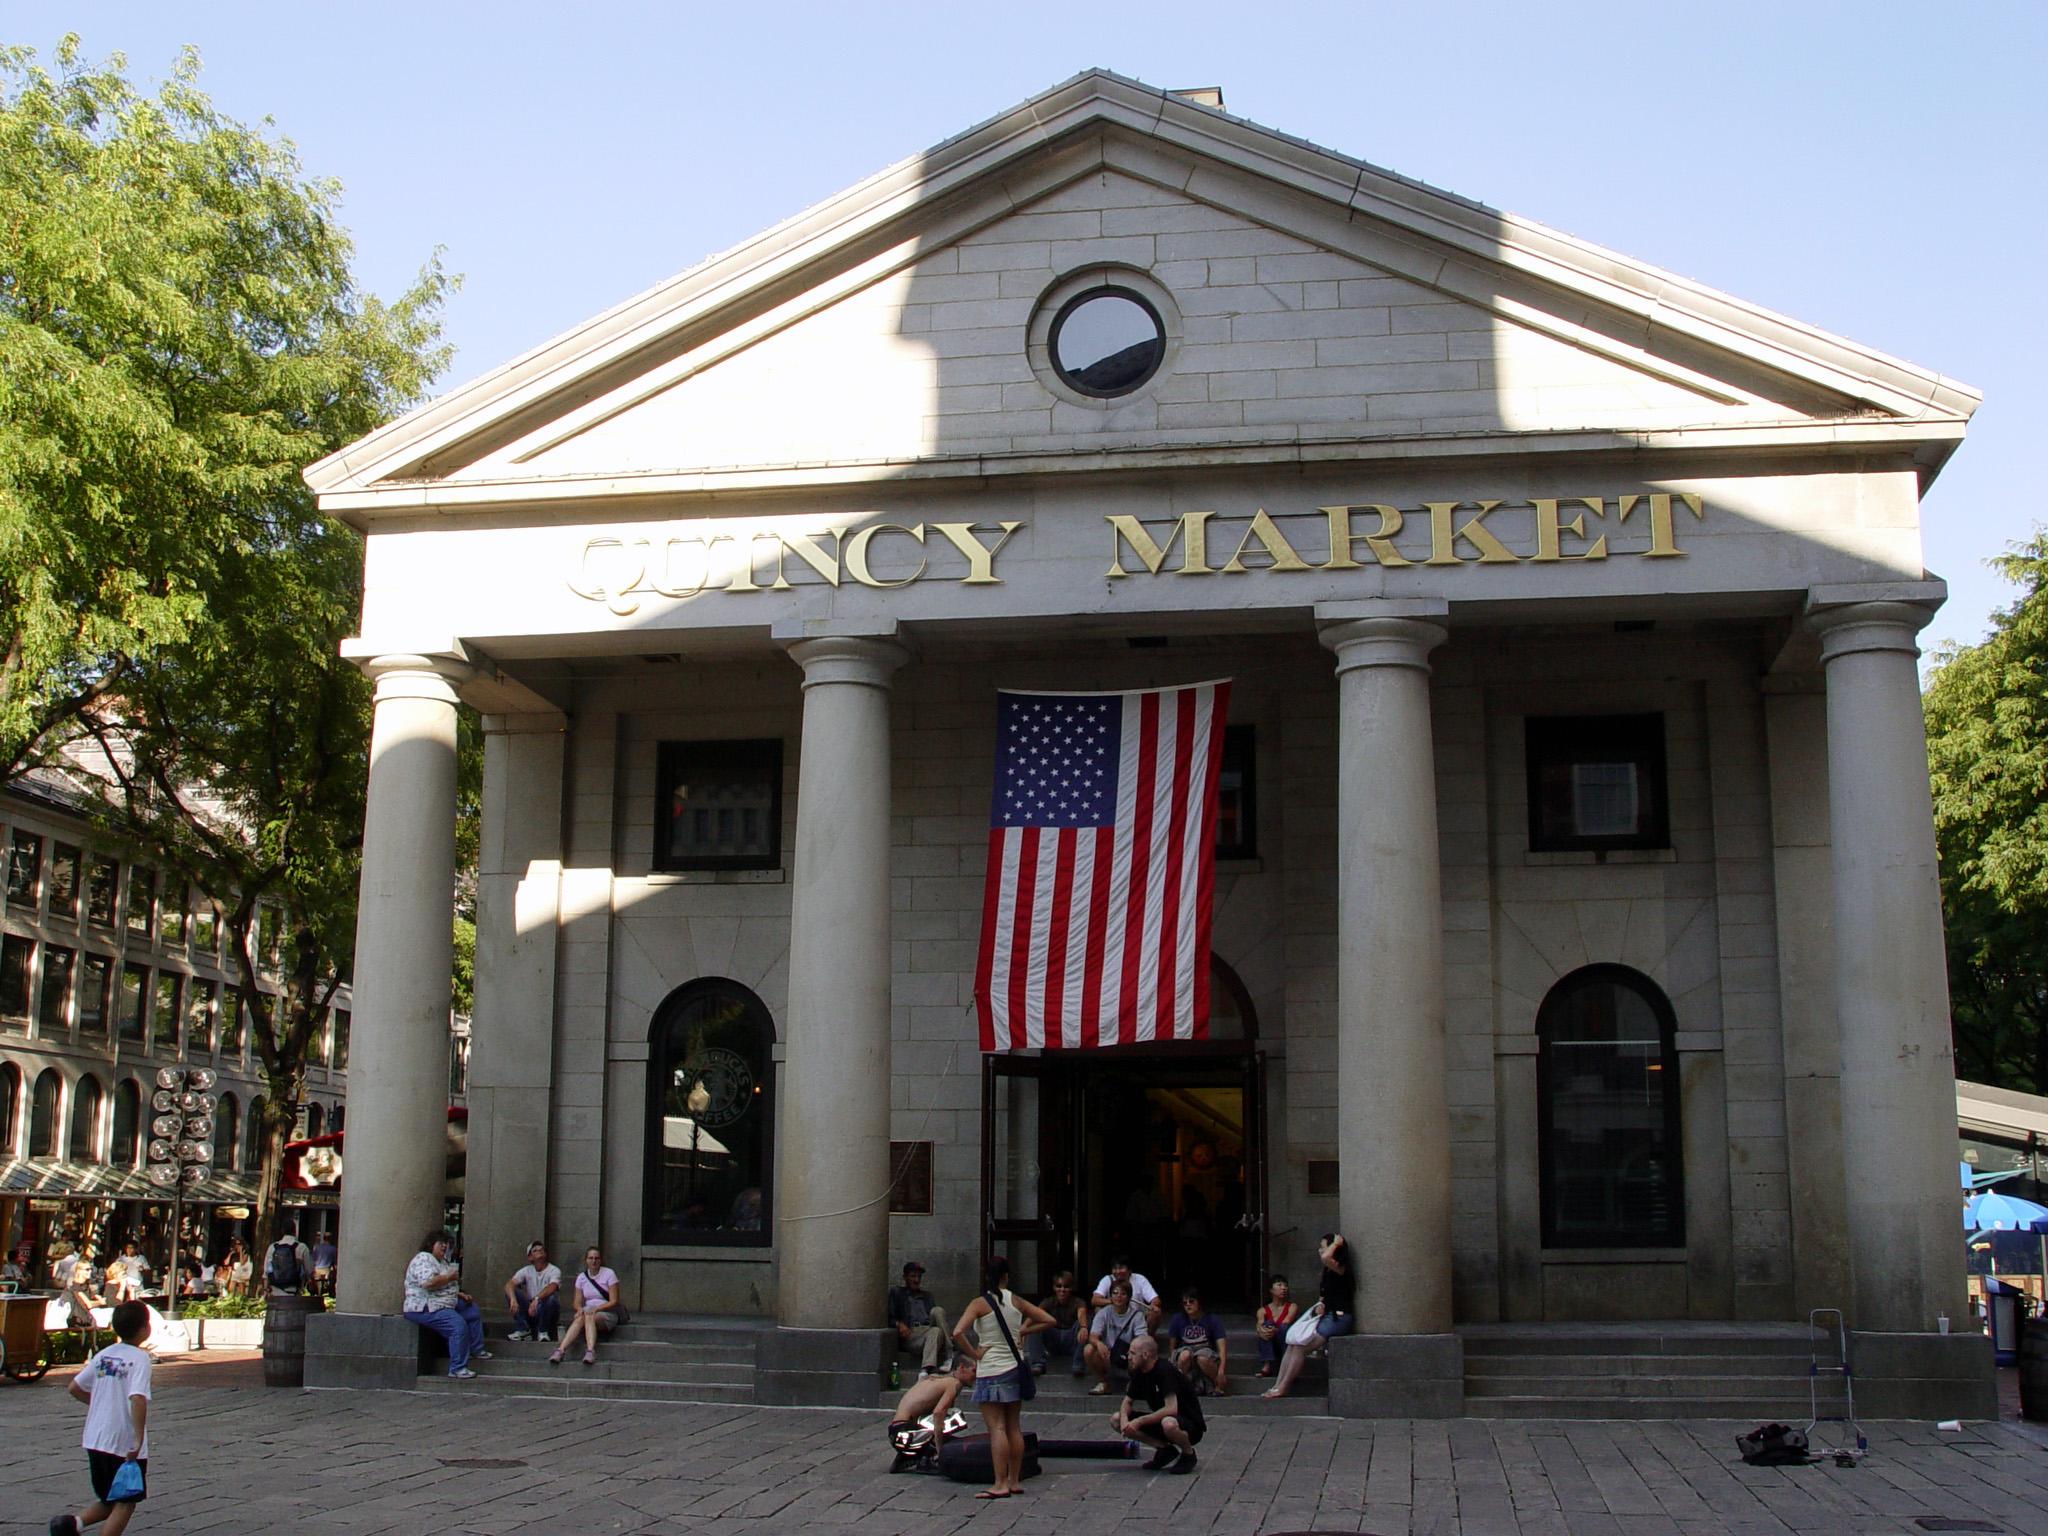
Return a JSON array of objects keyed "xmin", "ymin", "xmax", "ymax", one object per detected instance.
[
  {"xmin": 449, "ymin": 1367, "xmax": 477, "ymax": 1379},
  {"xmin": 470, "ymin": 1349, "xmax": 493, "ymax": 1360},
  {"xmin": 508, "ymin": 1330, "xmax": 530, "ymax": 1341}
]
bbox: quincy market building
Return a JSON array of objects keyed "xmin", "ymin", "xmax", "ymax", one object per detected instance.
[{"xmin": 305, "ymin": 74, "xmax": 1988, "ymax": 1415}]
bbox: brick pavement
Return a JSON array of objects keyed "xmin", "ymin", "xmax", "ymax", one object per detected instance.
[{"xmin": 6, "ymin": 1360, "xmax": 2048, "ymax": 1535}]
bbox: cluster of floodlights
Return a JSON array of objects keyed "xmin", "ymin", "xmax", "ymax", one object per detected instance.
[{"xmin": 146, "ymin": 1066, "xmax": 218, "ymax": 1189}]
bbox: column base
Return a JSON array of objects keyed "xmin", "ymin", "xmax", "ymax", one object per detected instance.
[
  {"xmin": 1327, "ymin": 1332, "xmax": 1465, "ymax": 1418},
  {"xmin": 755, "ymin": 1326, "xmax": 891, "ymax": 1407},
  {"xmin": 1849, "ymin": 1330, "xmax": 1997, "ymax": 1420},
  {"xmin": 303, "ymin": 1311, "xmax": 432, "ymax": 1391}
]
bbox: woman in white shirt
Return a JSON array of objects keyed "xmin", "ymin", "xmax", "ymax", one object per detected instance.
[
  {"xmin": 550, "ymin": 1246, "xmax": 622, "ymax": 1367},
  {"xmin": 950, "ymin": 1256, "xmax": 1054, "ymax": 1500}
]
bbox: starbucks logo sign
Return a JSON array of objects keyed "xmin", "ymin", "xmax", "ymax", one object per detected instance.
[{"xmin": 677, "ymin": 1047, "xmax": 755, "ymax": 1128}]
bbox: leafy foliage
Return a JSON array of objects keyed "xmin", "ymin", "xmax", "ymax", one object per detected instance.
[
  {"xmin": 0, "ymin": 37, "xmax": 448, "ymax": 782},
  {"xmin": 4, "ymin": 38, "xmax": 453, "ymax": 1251},
  {"xmin": 1926, "ymin": 533, "xmax": 2048, "ymax": 1091}
]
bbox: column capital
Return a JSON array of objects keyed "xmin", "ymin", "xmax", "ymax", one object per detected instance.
[
  {"xmin": 355, "ymin": 651, "xmax": 475, "ymax": 707},
  {"xmin": 774, "ymin": 620, "xmax": 911, "ymax": 691},
  {"xmin": 1316, "ymin": 599, "xmax": 1450, "ymax": 676},
  {"xmin": 1806, "ymin": 600, "xmax": 1936, "ymax": 665}
]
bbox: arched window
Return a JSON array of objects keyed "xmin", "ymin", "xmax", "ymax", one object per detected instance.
[
  {"xmin": 111, "ymin": 1079, "xmax": 142, "ymax": 1168},
  {"xmin": 1538, "ymin": 965, "xmax": 1684, "ymax": 1248},
  {"xmin": 1206, "ymin": 956, "xmax": 1259, "ymax": 1043},
  {"xmin": 643, "ymin": 978, "xmax": 775, "ymax": 1247},
  {"xmin": 69, "ymin": 1075, "xmax": 103, "ymax": 1163},
  {"xmin": 215, "ymin": 1093, "xmax": 239, "ymax": 1172},
  {"xmin": 0, "ymin": 1062, "xmax": 19, "ymax": 1156},
  {"xmin": 245, "ymin": 1096, "xmax": 266, "ymax": 1171},
  {"xmin": 29, "ymin": 1068, "xmax": 59, "ymax": 1157},
  {"xmin": 305, "ymin": 1101, "xmax": 325, "ymax": 1137},
  {"xmin": 330, "ymin": 1104, "xmax": 345, "ymax": 1134}
]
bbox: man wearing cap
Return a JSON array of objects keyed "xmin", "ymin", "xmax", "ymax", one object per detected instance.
[{"xmin": 887, "ymin": 1261, "xmax": 951, "ymax": 1376}]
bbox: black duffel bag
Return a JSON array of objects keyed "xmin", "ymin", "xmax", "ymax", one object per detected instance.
[
  {"xmin": 937, "ymin": 1432, "xmax": 1042, "ymax": 1484},
  {"xmin": 1736, "ymin": 1422, "xmax": 1814, "ymax": 1466}
]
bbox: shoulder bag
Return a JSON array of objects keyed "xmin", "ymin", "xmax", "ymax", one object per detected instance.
[{"xmin": 982, "ymin": 1290, "xmax": 1035, "ymax": 1400}]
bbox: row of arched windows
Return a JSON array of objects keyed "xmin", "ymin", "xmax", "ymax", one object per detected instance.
[{"xmin": 0, "ymin": 1061, "xmax": 330, "ymax": 1172}]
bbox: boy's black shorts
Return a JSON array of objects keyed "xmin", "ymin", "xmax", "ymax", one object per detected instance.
[{"xmin": 86, "ymin": 1450, "xmax": 147, "ymax": 1503}]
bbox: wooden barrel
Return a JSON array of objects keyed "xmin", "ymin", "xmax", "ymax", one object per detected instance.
[
  {"xmin": 2019, "ymin": 1316, "xmax": 2048, "ymax": 1421},
  {"xmin": 262, "ymin": 1294, "xmax": 315, "ymax": 1389}
]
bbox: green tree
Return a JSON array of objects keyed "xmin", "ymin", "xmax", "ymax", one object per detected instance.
[
  {"xmin": 0, "ymin": 37, "xmax": 446, "ymax": 783},
  {"xmin": 6, "ymin": 37, "xmax": 453, "ymax": 1254},
  {"xmin": 1926, "ymin": 532, "xmax": 2048, "ymax": 1092}
]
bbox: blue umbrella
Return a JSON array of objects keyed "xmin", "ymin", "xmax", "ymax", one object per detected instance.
[
  {"xmin": 1963, "ymin": 1190, "xmax": 2048, "ymax": 1230},
  {"xmin": 1962, "ymin": 1160, "xmax": 2027, "ymax": 1190}
]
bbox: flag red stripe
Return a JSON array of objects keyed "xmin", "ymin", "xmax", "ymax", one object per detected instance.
[
  {"xmin": 1190, "ymin": 683, "xmax": 1231, "ymax": 1036},
  {"xmin": 974, "ymin": 829, "xmax": 1006, "ymax": 1051},
  {"xmin": 1007, "ymin": 827, "xmax": 1039, "ymax": 1051},
  {"xmin": 1081, "ymin": 825, "xmax": 1114, "ymax": 1049},
  {"xmin": 1117, "ymin": 692, "xmax": 1161, "ymax": 1046},
  {"xmin": 1154, "ymin": 688, "xmax": 1197, "ymax": 1041},
  {"xmin": 1043, "ymin": 828, "xmax": 1077, "ymax": 1047}
]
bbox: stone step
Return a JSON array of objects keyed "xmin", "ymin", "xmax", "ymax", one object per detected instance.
[
  {"xmin": 1459, "ymin": 1323, "xmax": 1818, "ymax": 1358},
  {"xmin": 1465, "ymin": 1353, "xmax": 1821, "ymax": 1379},
  {"xmin": 1467, "ymin": 1395, "xmax": 1818, "ymax": 1420},
  {"xmin": 467, "ymin": 1352, "xmax": 756, "ymax": 1386},
  {"xmin": 416, "ymin": 1370, "xmax": 756, "ymax": 1405},
  {"xmin": 1466, "ymin": 1371, "xmax": 1839, "ymax": 1402},
  {"xmin": 490, "ymin": 1338, "xmax": 754, "ymax": 1368}
]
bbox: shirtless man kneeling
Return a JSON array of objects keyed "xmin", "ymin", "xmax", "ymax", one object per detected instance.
[{"xmin": 886, "ymin": 1356, "xmax": 976, "ymax": 1472}]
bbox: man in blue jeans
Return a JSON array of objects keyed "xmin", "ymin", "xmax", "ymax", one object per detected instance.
[{"xmin": 402, "ymin": 1230, "xmax": 490, "ymax": 1379}]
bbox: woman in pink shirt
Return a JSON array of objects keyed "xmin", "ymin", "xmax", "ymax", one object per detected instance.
[{"xmin": 550, "ymin": 1246, "xmax": 621, "ymax": 1367}]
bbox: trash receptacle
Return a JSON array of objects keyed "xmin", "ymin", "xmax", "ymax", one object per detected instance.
[{"xmin": 1992, "ymin": 1290, "xmax": 2022, "ymax": 1365}]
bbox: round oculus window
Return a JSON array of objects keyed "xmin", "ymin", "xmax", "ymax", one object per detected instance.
[{"xmin": 1049, "ymin": 287, "xmax": 1166, "ymax": 398}]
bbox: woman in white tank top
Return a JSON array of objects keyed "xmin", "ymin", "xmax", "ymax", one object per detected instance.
[{"xmin": 950, "ymin": 1255, "xmax": 1055, "ymax": 1499}]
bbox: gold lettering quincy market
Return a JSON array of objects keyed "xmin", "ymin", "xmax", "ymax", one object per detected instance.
[
  {"xmin": 1105, "ymin": 493, "xmax": 1703, "ymax": 576},
  {"xmin": 569, "ymin": 521, "xmax": 1021, "ymax": 615}
]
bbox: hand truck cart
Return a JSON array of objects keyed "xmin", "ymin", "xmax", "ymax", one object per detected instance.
[{"xmin": 1804, "ymin": 1308, "xmax": 1867, "ymax": 1464}]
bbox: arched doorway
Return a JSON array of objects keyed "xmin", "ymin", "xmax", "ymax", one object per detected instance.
[{"xmin": 981, "ymin": 955, "xmax": 1267, "ymax": 1308}]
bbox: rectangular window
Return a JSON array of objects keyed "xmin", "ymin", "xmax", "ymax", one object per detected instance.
[
  {"xmin": 78, "ymin": 954, "xmax": 113, "ymax": 1036},
  {"xmin": 187, "ymin": 980, "xmax": 217, "ymax": 1059},
  {"xmin": 0, "ymin": 934, "xmax": 31, "ymax": 1021},
  {"xmin": 654, "ymin": 739, "xmax": 784, "ymax": 872},
  {"xmin": 334, "ymin": 1009, "xmax": 350, "ymax": 1071},
  {"xmin": 1213, "ymin": 723, "xmax": 1257, "ymax": 859},
  {"xmin": 887, "ymin": 1141, "xmax": 934, "ymax": 1215},
  {"xmin": 220, "ymin": 988, "xmax": 246, "ymax": 1060},
  {"xmin": 39, "ymin": 945, "xmax": 74, "ymax": 1030},
  {"xmin": 1525, "ymin": 715, "xmax": 1670, "ymax": 853},
  {"xmin": 160, "ymin": 889, "xmax": 186, "ymax": 948},
  {"xmin": 49, "ymin": 844, "xmax": 79, "ymax": 920},
  {"xmin": 6, "ymin": 830, "xmax": 42, "ymax": 908},
  {"xmin": 86, "ymin": 857, "xmax": 119, "ymax": 927},
  {"xmin": 192, "ymin": 901, "xmax": 218, "ymax": 957},
  {"xmin": 126, "ymin": 868, "xmax": 155, "ymax": 938},
  {"xmin": 152, "ymin": 973, "xmax": 181, "ymax": 1055},
  {"xmin": 118, "ymin": 963, "xmax": 148, "ymax": 1044}
]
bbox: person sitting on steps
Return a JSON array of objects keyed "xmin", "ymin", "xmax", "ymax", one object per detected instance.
[{"xmin": 1083, "ymin": 1277, "xmax": 1147, "ymax": 1396}]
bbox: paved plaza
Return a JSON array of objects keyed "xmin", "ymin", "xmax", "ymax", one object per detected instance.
[{"xmin": 7, "ymin": 1356, "xmax": 2048, "ymax": 1534}]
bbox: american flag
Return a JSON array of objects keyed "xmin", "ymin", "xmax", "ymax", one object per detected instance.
[{"xmin": 974, "ymin": 681, "xmax": 1232, "ymax": 1051}]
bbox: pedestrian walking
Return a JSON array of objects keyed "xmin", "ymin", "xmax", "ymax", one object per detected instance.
[{"xmin": 48, "ymin": 1298, "xmax": 153, "ymax": 1535}]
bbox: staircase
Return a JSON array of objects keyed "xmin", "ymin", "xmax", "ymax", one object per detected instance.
[
  {"xmin": 1461, "ymin": 1322, "xmax": 1833, "ymax": 1420},
  {"xmin": 413, "ymin": 1313, "xmax": 765, "ymax": 1405}
]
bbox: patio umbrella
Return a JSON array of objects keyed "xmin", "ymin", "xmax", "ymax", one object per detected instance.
[
  {"xmin": 1963, "ymin": 1190, "xmax": 2048, "ymax": 1231},
  {"xmin": 1962, "ymin": 1160, "xmax": 2028, "ymax": 1191}
]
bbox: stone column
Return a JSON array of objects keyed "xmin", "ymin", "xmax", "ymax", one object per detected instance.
[
  {"xmin": 1315, "ymin": 599, "xmax": 1462, "ymax": 1417},
  {"xmin": 760, "ymin": 621, "xmax": 907, "ymax": 1405},
  {"xmin": 336, "ymin": 652, "xmax": 468, "ymax": 1317},
  {"xmin": 1809, "ymin": 596, "xmax": 1967, "ymax": 1335}
]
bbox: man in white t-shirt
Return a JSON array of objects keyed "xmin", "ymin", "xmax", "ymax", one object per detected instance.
[
  {"xmin": 504, "ymin": 1240, "xmax": 563, "ymax": 1342},
  {"xmin": 1090, "ymin": 1256, "xmax": 1164, "ymax": 1330},
  {"xmin": 50, "ymin": 1299, "xmax": 152, "ymax": 1535}
]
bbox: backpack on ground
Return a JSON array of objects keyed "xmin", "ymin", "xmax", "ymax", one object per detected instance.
[
  {"xmin": 267, "ymin": 1239, "xmax": 303, "ymax": 1292},
  {"xmin": 1736, "ymin": 1423, "xmax": 1814, "ymax": 1466}
]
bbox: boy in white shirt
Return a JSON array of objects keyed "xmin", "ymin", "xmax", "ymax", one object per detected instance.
[{"xmin": 50, "ymin": 1299, "xmax": 152, "ymax": 1535}]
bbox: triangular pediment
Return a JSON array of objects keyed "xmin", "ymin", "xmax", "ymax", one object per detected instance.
[{"xmin": 308, "ymin": 72, "xmax": 1977, "ymax": 515}]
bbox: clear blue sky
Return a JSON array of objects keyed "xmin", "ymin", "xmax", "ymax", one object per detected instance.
[{"xmin": 15, "ymin": 2, "xmax": 2043, "ymax": 649}]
